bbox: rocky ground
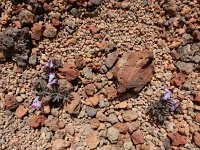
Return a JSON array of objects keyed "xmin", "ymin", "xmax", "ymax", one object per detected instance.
[{"xmin": 0, "ymin": 0, "xmax": 200, "ymax": 149}]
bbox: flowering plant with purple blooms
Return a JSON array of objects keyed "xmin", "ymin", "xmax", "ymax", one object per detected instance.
[
  {"xmin": 148, "ymin": 86, "xmax": 182, "ymax": 124},
  {"xmin": 32, "ymin": 59, "xmax": 71, "ymax": 109}
]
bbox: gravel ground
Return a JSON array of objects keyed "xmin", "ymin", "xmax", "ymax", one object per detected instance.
[{"xmin": 0, "ymin": 0, "xmax": 200, "ymax": 150}]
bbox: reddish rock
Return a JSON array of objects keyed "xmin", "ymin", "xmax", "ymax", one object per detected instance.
[
  {"xmin": 89, "ymin": 26, "xmax": 100, "ymax": 34},
  {"xmin": 85, "ymin": 94, "xmax": 100, "ymax": 107},
  {"xmin": 171, "ymin": 50, "xmax": 180, "ymax": 60},
  {"xmin": 31, "ymin": 23, "xmax": 44, "ymax": 41},
  {"xmin": 126, "ymin": 121, "xmax": 141, "ymax": 133},
  {"xmin": 58, "ymin": 63, "xmax": 79, "ymax": 82},
  {"xmin": 52, "ymin": 18, "xmax": 61, "ymax": 27},
  {"xmin": 139, "ymin": 144, "xmax": 150, "ymax": 150},
  {"xmin": 105, "ymin": 50, "xmax": 119, "ymax": 68},
  {"xmin": 118, "ymin": 133, "xmax": 131, "ymax": 144},
  {"xmin": 14, "ymin": 21, "xmax": 21, "ymax": 29},
  {"xmin": 113, "ymin": 122, "xmax": 129, "ymax": 134},
  {"xmin": 58, "ymin": 121, "xmax": 65, "ymax": 129},
  {"xmin": 96, "ymin": 41, "xmax": 106, "ymax": 50},
  {"xmin": 112, "ymin": 50, "xmax": 154, "ymax": 93},
  {"xmin": 86, "ymin": 131, "xmax": 100, "ymax": 149},
  {"xmin": 131, "ymin": 130, "xmax": 144, "ymax": 145},
  {"xmin": 85, "ymin": 84, "xmax": 96, "ymax": 96},
  {"xmin": 194, "ymin": 132, "xmax": 200, "ymax": 147},
  {"xmin": 52, "ymin": 139, "xmax": 70, "ymax": 150},
  {"xmin": 0, "ymin": 51, "xmax": 6, "ymax": 63},
  {"xmin": 168, "ymin": 132, "xmax": 187, "ymax": 146},
  {"xmin": 103, "ymin": 86, "xmax": 118, "ymax": 100},
  {"xmin": 15, "ymin": 105, "xmax": 27, "ymax": 119},
  {"xmin": 171, "ymin": 73, "xmax": 187, "ymax": 87},
  {"xmin": 43, "ymin": 3, "xmax": 52, "ymax": 13},
  {"xmin": 90, "ymin": 118, "xmax": 100, "ymax": 129},
  {"xmin": 75, "ymin": 55, "xmax": 85, "ymax": 69},
  {"xmin": 64, "ymin": 93, "xmax": 81, "ymax": 115},
  {"xmin": 195, "ymin": 113, "xmax": 200, "ymax": 123},
  {"xmin": 65, "ymin": 124, "xmax": 75, "ymax": 136},
  {"xmin": 193, "ymin": 30, "xmax": 200, "ymax": 41},
  {"xmin": 43, "ymin": 24, "xmax": 57, "ymax": 38},
  {"xmin": 194, "ymin": 92, "xmax": 200, "ymax": 104},
  {"xmin": 3, "ymin": 94, "xmax": 18, "ymax": 110},
  {"xmin": 29, "ymin": 115, "xmax": 45, "ymax": 128}
]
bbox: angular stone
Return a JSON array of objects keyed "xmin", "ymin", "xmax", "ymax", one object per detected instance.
[
  {"xmin": 193, "ymin": 30, "xmax": 200, "ymax": 41},
  {"xmin": 86, "ymin": 131, "xmax": 100, "ymax": 149},
  {"xmin": 52, "ymin": 139, "xmax": 70, "ymax": 150},
  {"xmin": 85, "ymin": 84, "xmax": 96, "ymax": 96},
  {"xmin": 113, "ymin": 122, "xmax": 129, "ymax": 134},
  {"xmin": 18, "ymin": 9, "xmax": 34, "ymax": 25},
  {"xmin": 64, "ymin": 93, "xmax": 81, "ymax": 115},
  {"xmin": 195, "ymin": 113, "xmax": 200, "ymax": 123},
  {"xmin": 105, "ymin": 50, "xmax": 119, "ymax": 68},
  {"xmin": 43, "ymin": 24, "xmax": 57, "ymax": 38},
  {"xmin": 3, "ymin": 94, "xmax": 18, "ymax": 110},
  {"xmin": 0, "ymin": 28, "xmax": 32, "ymax": 66},
  {"xmin": 44, "ymin": 115, "xmax": 59, "ymax": 132},
  {"xmin": 31, "ymin": 23, "xmax": 44, "ymax": 40},
  {"xmin": 15, "ymin": 105, "xmax": 27, "ymax": 119},
  {"xmin": 0, "ymin": 51, "xmax": 6, "ymax": 63},
  {"xmin": 162, "ymin": 0, "xmax": 177, "ymax": 16},
  {"xmin": 90, "ymin": 118, "xmax": 100, "ymax": 129},
  {"xmin": 86, "ymin": 106, "xmax": 97, "ymax": 117},
  {"xmin": 58, "ymin": 63, "xmax": 79, "ymax": 82},
  {"xmin": 123, "ymin": 109, "xmax": 138, "ymax": 122},
  {"xmin": 112, "ymin": 50, "xmax": 154, "ymax": 93},
  {"xmin": 175, "ymin": 61, "xmax": 194, "ymax": 74},
  {"xmin": 194, "ymin": 92, "xmax": 200, "ymax": 104},
  {"xmin": 89, "ymin": 25, "xmax": 100, "ymax": 34},
  {"xmin": 131, "ymin": 130, "xmax": 144, "ymax": 145},
  {"xmin": 168, "ymin": 132, "xmax": 187, "ymax": 146},
  {"xmin": 29, "ymin": 115, "xmax": 45, "ymax": 128},
  {"xmin": 126, "ymin": 121, "xmax": 141, "ymax": 133},
  {"xmin": 171, "ymin": 73, "xmax": 187, "ymax": 87},
  {"xmin": 107, "ymin": 127, "xmax": 119, "ymax": 143},
  {"xmin": 194, "ymin": 132, "xmax": 200, "ymax": 147},
  {"xmin": 85, "ymin": 94, "xmax": 100, "ymax": 107},
  {"xmin": 103, "ymin": 86, "xmax": 118, "ymax": 100}
]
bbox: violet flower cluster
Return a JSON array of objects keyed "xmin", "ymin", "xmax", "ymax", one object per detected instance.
[
  {"xmin": 162, "ymin": 86, "xmax": 179, "ymax": 112},
  {"xmin": 32, "ymin": 59, "xmax": 57, "ymax": 109}
]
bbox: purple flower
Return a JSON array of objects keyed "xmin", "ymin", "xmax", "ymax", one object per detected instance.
[
  {"xmin": 170, "ymin": 99, "xmax": 179, "ymax": 112},
  {"xmin": 32, "ymin": 96, "xmax": 41, "ymax": 109},
  {"xmin": 45, "ymin": 59, "xmax": 54, "ymax": 69},
  {"xmin": 48, "ymin": 72, "xmax": 57, "ymax": 85},
  {"xmin": 162, "ymin": 86, "xmax": 172, "ymax": 101}
]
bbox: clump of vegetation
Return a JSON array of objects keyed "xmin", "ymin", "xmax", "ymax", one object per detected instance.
[
  {"xmin": 148, "ymin": 86, "xmax": 182, "ymax": 124},
  {"xmin": 32, "ymin": 59, "xmax": 71, "ymax": 109}
]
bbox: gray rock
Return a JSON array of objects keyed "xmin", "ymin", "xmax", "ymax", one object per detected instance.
[
  {"xmin": 70, "ymin": 8, "xmax": 80, "ymax": 17},
  {"xmin": 82, "ymin": 67, "xmax": 93, "ymax": 80},
  {"xmin": 175, "ymin": 61, "xmax": 194, "ymax": 74},
  {"xmin": 182, "ymin": 33, "xmax": 193, "ymax": 45},
  {"xmin": 16, "ymin": 96, "xmax": 23, "ymax": 103},
  {"xmin": 65, "ymin": 21, "xmax": 76, "ymax": 34},
  {"xmin": 28, "ymin": 55, "xmax": 37, "ymax": 65},
  {"xmin": 107, "ymin": 113, "xmax": 118, "ymax": 124},
  {"xmin": 123, "ymin": 141, "xmax": 135, "ymax": 150},
  {"xmin": 89, "ymin": 0, "xmax": 102, "ymax": 6},
  {"xmin": 51, "ymin": 108, "xmax": 59, "ymax": 117},
  {"xmin": 177, "ymin": 43, "xmax": 200, "ymax": 63},
  {"xmin": 107, "ymin": 127, "xmax": 119, "ymax": 143},
  {"xmin": 85, "ymin": 106, "xmax": 97, "ymax": 117},
  {"xmin": 44, "ymin": 115, "xmax": 59, "ymax": 132},
  {"xmin": 0, "ymin": 28, "xmax": 32, "ymax": 66}
]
